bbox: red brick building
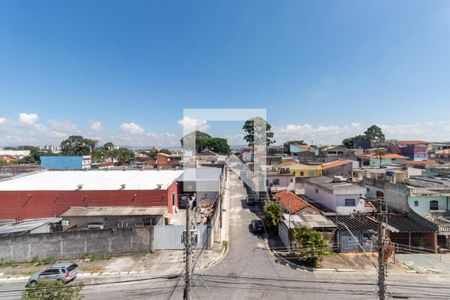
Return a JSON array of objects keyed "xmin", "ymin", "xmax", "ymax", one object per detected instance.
[{"xmin": 0, "ymin": 170, "xmax": 183, "ymax": 220}]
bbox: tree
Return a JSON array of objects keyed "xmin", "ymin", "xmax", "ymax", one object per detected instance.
[
  {"xmin": 180, "ymin": 131, "xmax": 212, "ymax": 152},
  {"xmin": 285, "ymin": 140, "xmax": 305, "ymax": 145},
  {"xmin": 291, "ymin": 227, "xmax": 331, "ymax": 267},
  {"xmin": 243, "ymin": 117, "xmax": 275, "ymax": 147},
  {"xmin": 159, "ymin": 148, "xmax": 172, "ymax": 155},
  {"xmin": 364, "ymin": 125, "xmax": 385, "ymax": 143},
  {"xmin": 111, "ymin": 148, "xmax": 135, "ymax": 165},
  {"xmin": 60, "ymin": 136, "xmax": 97, "ymax": 156},
  {"xmin": 263, "ymin": 201, "xmax": 284, "ymax": 230},
  {"xmin": 201, "ymin": 137, "xmax": 230, "ymax": 154},
  {"xmin": 22, "ymin": 280, "xmax": 83, "ymax": 300},
  {"xmin": 342, "ymin": 125, "xmax": 386, "ymax": 148},
  {"xmin": 103, "ymin": 142, "xmax": 115, "ymax": 151}
]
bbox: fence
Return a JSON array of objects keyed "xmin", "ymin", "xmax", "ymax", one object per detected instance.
[{"xmin": 0, "ymin": 227, "xmax": 153, "ymax": 263}]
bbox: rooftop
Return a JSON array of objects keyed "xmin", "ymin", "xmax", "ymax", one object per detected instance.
[
  {"xmin": 282, "ymin": 213, "xmax": 336, "ymax": 229},
  {"xmin": 327, "ymin": 215, "xmax": 436, "ymax": 233},
  {"xmin": 177, "ymin": 167, "xmax": 222, "ymax": 182},
  {"xmin": 61, "ymin": 206, "xmax": 167, "ymax": 217},
  {"xmin": 362, "ymin": 153, "xmax": 408, "ymax": 159},
  {"xmin": 274, "ymin": 191, "xmax": 316, "ymax": 214},
  {"xmin": 0, "ymin": 217, "xmax": 61, "ymax": 235},
  {"xmin": 0, "ymin": 169, "xmax": 183, "ymax": 191},
  {"xmin": 321, "ymin": 160, "xmax": 352, "ymax": 170},
  {"xmin": 306, "ymin": 177, "xmax": 366, "ymax": 195}
]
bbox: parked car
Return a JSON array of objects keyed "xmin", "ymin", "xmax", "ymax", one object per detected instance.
[
  {"xmin": 251, "ymin": 219, "xmax": 265, "ymax": 234},
  {"xmin": 26, "ymin": 262, "xmax": 78, "ymax": 287},
  {"xmin": 246, "ymin": 196, "xmax": 256, "ymax": 206}
]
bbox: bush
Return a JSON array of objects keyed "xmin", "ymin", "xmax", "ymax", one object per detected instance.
[
  {"xmin": 79, "ymin": 253, "xmax": 112, "ymax": 261},
  {"xmin": 291, "ymin": 227, "xmax": 332, "ymax": 268},
  {"xmin": 22, "ymin": 280, "xmax": 83, "ymax": 300},
  {"xmin": 0, "ymin": 258, "xmax": 17, "ymax": 267},
  {"xmin": 31, "ymin": 255, "xmax": 57, "ymax": 266},
  {"xmin": 262, "ymin": 201, "xmax": 283, "ymax": 231}
]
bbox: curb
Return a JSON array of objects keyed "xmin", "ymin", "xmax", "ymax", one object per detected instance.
[
  {"xmin": 201, "ymin": 242, "xmax": 229, "ymax": 271},
  {"xmin": 270, "ymin": 248, "xmax": 356, "ymax": 273},
  {"xmin": 0, "ymin": 270, "xmax": 149, "ymax": 282}
]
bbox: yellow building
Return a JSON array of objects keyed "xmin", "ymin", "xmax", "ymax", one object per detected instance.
[{"xmin": 281, "ymin": 163, "xmax": 322, "ymax": 178}]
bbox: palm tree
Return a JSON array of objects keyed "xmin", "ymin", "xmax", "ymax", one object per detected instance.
[
  {"xmin": 263, "ymin": 201, "xmax": 284, "ymax": 229},
  {"xmin": 375, "ymin": 149, "xmax": 386, "ymax": 168}
]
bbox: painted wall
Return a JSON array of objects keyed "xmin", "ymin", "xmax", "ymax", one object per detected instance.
[
  {"xmin": 305, "ymin": 183, "xmax": 365, "ymax": 214},
  {"xmin": 408, "ymin": 195, "xmax": 448, "ymax": 217},
  {"xmin": 0, "ymin": 181, "xmax": 178, "ymax": 220},
  {"xmin": 41, "ymin": 156, "xmax": 90, "ymax": 170}
]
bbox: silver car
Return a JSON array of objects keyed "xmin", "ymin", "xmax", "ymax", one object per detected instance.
[{"xmin": 26, "ymin": 262, "xmax": 78, "ymax": 287}]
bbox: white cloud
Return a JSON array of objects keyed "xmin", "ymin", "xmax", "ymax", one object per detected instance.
[
  {"xmin": 178, "ymin": 117, "xmax": 209, "ymax": 132},
  {"xmin": 275, "ymin": 121, "xmax": 450, "ymax": 145},
  {"xmin": 19, "ymin": 113, "xmax": 38, "ymax": 125},
  {"xmin": 90, "ymin": 121, "xmax": 103, "ymax": 131},
  {"xmin": 48, "ymin": 119, "xmax": 79, "ymax": 134},
  {"xmin": 0, "ymin": 118, "xmax": 6, "ymax": 125},
  {"xmin": 120, "ymin": 122, "xmax": 145, "ymax": 135}
]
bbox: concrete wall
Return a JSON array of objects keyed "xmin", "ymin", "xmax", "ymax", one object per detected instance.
[
  {"xmin": 384, "ymin": 183, "xmax": 410, "ymax": 212},
  {"xmin": 0, "ymin": 228, "xmax": 153, "ymax": 263},
  {"xmin": 408, "ymin": 195, "xmax": 448, "ymax": 217},
  {"xmin": 305, "ymin": 183, "xmax": 337, "ymax": 211}
]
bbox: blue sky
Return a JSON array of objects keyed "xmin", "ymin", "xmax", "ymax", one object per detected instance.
[{"xmin": 1, "ymin": 1, "xmax": 450, "ymax": 146}]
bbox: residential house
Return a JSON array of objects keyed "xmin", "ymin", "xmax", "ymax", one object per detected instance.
[
  {"xmin": 156, "ymin": 152, "xmax": 182, "ymax": 169},
  {"xmin": 389, "ymin": 140, "xmax": 429, "ymax": 161},
  {"xmin": 266, "ymin": 171, "xmax": 295, "ymax": 193},
  {"xmin": 281, "ymin": 163, "xmax": 322, "ymax": 183},
  {"xmin": 362, "ymin": 174, "xmax": 450, "ymax": 248},
  {"xmin": 361, "ymin": 153, "xmax": 408, "ymax": 168},
  {"xmin": 304, "ymin": 177, "xmax": 368, "ymax": 215},
  {"xmin": 275, "ymin": 191, "xmax": 336, "ymax": 249},
  {"xmin": 321, "ymin": 160, "xmax": 353, "ymax": 178},
  {"xmin": 328, "ymin": 215, "xmax": 437, "ymax": 253},
  {"xmin": 318, "ymin": 146, "xmax": 358, "ymax": 162}
]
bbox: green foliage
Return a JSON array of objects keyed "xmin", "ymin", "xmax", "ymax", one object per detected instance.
[
  {"xmin": 285, "ymin": 140, "xmax": 305, "ymax": 145},
  {"xmin": 201, "ymin": 137, "xmax": 230, "ymax": 154},
  {"xmin": 0, "ymin": 258, "xmax": 17, "ymax": 267},
  {"xmin": 291, "ymin": 227, "xmax": 331, "ymax": 267},
  {"xmin": 111, "ymin": 148, "xmax": 135, "ymax": 165},
  {"xmin": 364, "ymin": 125, "xmax": 385, "ymax": 143},
  {"xmin": 263, "ymin": 201, "xmax": 284, "ymax": 230},
  {"xmin": 0, "ymin": 158, "xmax": 5, "ymax": 166},
  {"xmin": 180, "ymin": 131, "xmax": 230, "ymax": 153},
  {"xmin": 159, "ymin": 148, "xmax": 172, "ymax": 155},
  {"xmin": 243, "ymin": 117, "xmax": 275, "ymax": 147},
  {"xmin": 30, "ymin": 255, "xmax": 56, "ymax": 266},
  {"xmin": 22, "ymin": 280, "xmax": 83, "ymax": 300},
  {"xmin": 60, "ymin": 135, "xmax": 97, "ymax": 156},
  {"xmin": 342, "ymin": 124, "xmax": 385, "ymax": 148},
  {"xmin": 103, "ymin": 142, "xmax": 115, "ymax": 151},
  {"xmin": 180, "ymin": 131, "xmax": 212, "ymax": 152}
]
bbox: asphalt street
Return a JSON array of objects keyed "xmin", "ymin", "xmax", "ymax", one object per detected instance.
[{"xmin": 2, "ymin": 171, "xmax": 450, "ymax": 299}]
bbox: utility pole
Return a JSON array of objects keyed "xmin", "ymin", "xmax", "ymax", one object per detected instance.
[
  {"xmin": 183, "ymin": 197, "xmax": 193, "ymax": 300},
  {"xmin": 377, "ymin": 196, "xmax": 386, "ymax": 300}
]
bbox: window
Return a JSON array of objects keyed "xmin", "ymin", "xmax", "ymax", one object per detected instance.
[
  {"xmin": 345, "ymin": 199, "xmax": 356, "ymax": 206},
  {"xmin": 41, "ymin": 269, "xmax": 60, "ymax": 275},
  {"xmin": 300, "ymin": 171, "xmax": 304, "ymax": 176},
  {"xmin": 430, "ymin": 200, "xmax": 439, "ymax": 211},
  {"xmin": 315, "ymin": 188, "xmax": 319, "ymax": 194},
  {"xmin": 273, "ymin": 179, "xmax": 280, "ymax": 185},
  {"xmin": 172, "ymin": 193, "xmax": 176, "ymax": 206},
  {"xmin": 414, "ymin": 200, "xmax": 419, "ymax": 207}
]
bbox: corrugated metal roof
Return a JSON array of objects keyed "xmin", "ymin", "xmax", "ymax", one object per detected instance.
[
  {"xmin": 0, "ymin": 218, "xmax": 61, "ymax": 235},
  {"xmin": 327, "ymin": 215, "xmax": 436, "ymax": 233},
  {"xmin": 0, "ymin": 170, "xmax": 183, "ymax": 191}
]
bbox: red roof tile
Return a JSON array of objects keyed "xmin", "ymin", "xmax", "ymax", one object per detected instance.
[
  {"xmin": 321, "ymin": 160, "xmax": 352, "ymax": 170},
  {"xmin": 363, "ymin": 153, "xmax": 407, "ymax": 159},
  {"xmin": 400, "ymin": 160, "xmax": 436, "ymax": 165},
  {"xmin": 398, "ymin": 140, "xmax": 428, "ymax": 145},
  {"xmin": 274, "ymin": 191, "xmax": 317, "ymax": 214}
]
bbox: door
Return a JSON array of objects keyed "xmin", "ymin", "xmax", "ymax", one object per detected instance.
[{"xmin": 39, "ymin": 269, "xmax": 60, "ymax": 281}]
